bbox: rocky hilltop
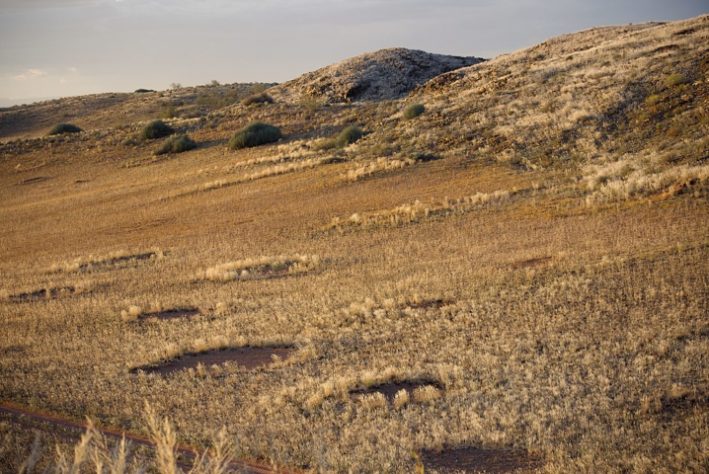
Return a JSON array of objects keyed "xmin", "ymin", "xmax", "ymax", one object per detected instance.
[{"xmin": 269, "ymin": 47, "xmax": 483, "ymax": 103}]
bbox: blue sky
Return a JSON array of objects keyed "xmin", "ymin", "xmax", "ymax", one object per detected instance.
[{"xmin": 0, "ymin": 0, "xmax": 706, "ymax": 105}]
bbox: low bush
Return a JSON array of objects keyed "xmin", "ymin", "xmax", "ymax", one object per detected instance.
[
  {"xmin": 48, "ymin": 123, "xmax": 82, "ymax": 135},
  {"xmin": 315, "ymin": 125, "xmax": 365, "ymax": 150},
  {"xmin": 403, "ymin": 103, "xmax": 425, "ymax": 119},
  {"xmin": 228, "ymin": 122, "xmax": 282, "ymax": 150},
  {"xmin": 242, "ymin": 93, "xmax": 274, "ymax": 106},
  {"xmin": 334, "ymin": 125, "xmax": 364, "ymax": 147},
  {"xmin": 665, "ymin": 73, "xmax": 689, "ymax": 88},
  {"xmin": 155, "ymin": 134, "xmax": 197, "ymax": 155},
  {"xmin": 134, "ymin": 88, "xmax": 155, "ymax": 93},
  {"xmin": 142, "ymin": 120, "xmax": 174, "ymax": 140}
]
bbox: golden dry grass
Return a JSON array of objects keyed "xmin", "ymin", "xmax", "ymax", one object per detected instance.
[{"xmin": 1, "ymin": 14, "xmax": 708, "ymax": 474}]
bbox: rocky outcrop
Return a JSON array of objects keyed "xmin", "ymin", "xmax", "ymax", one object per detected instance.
[{"xmin": 269, "ymin": 48, "xmax": 483, "ymax": 103}]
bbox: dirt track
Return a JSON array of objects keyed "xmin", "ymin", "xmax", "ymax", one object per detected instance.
[{"xmin": 0, "ymin": 400, "xmax": 280, "ymax": 473}]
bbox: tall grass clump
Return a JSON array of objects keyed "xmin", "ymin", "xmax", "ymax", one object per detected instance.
[
  {"xmin": 403, "ymin": 103, "xmax": 425, "ymax": 120},
  {"xmin": 142, "ymin": 120, "xmax": 174, "ymax": 140},
  {"xmin": 155, "ymin": 134, "xmax": 197, "ymax": 155},
  {"xmin": 48, "ymin": 123, "xmax": 82, "ymax": 135},
  {"xmin": 228, "ymin": 122, "xmax": 282, "ymax": 150}
]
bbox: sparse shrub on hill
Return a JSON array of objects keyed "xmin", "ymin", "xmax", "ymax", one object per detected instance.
[
  {"xmin": 228, "ymin": 122, "xmax": 282, "ymax": 150},
  {"xmin": 242, "ymin": 93, "xmax": 274, "ymax": 106},
  {"xmin": 155, "ymin": 134, "xmax": 197, "ymax": 155},
  {"xmin": 159, "ymin": 104, "xmax": 178, "ymax": 119},
  {"xmin": 337, "ymin": 125, "xmax": 365, "ymax": 146},
  {"xmin": 48, "ymin": 123, "xmax": 82, "ymax": 135},
  {"xmin": 315, "ymin": 125, "xmax": 365, "ymax": 150},
  {"xmin": 665, "ymin": 73, "xmax": 689, "ymax": 88},
  {"xmin": 134, "ymin": 88, "xmax": 155, "ymax": 93},
  {"xmin": 403, "ymin": 103, "xmax": 425, "ymax": 119},
  {"xmin": 142, "ymin": 120, "xmax": 175, "ymax": 140}
]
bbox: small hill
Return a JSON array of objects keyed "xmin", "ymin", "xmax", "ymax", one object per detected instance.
[
  {"xmin": 269, "ymin": 47, "xmax": 483, "ymax": 103},
  {"xmin": 392, "ymin": 15, "xmax": 709, "ymax": 170},
  {"xmin": 0, "ymin": 82, "xmax": 273, "ymax": 141}
]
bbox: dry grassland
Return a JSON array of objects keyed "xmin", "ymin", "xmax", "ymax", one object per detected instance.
[{"xmin": 0, "ymin": 14, "xmax": 708, "ymax": 474}]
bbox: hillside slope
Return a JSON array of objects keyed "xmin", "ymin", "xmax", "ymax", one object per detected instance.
[
  {"xmin": 269, "ymin": 47, "xmax": 483, "ymax": 103},
  {"xmin": 0, "ymin": 82, "xmax": 273, "ymax": 141},
  {"xmin": 0, "ymin": 15, "xmax": 707, "ymax": 474}
]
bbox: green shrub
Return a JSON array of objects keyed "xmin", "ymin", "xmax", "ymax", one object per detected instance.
[
  {"xmin": 228, "ymin": 122, "xmax": 282, "ymax": 150},
  {"xmin": 665, "ymin": 73, "xmax": 689, "ymax": 88},
  {"xmin": 403, "ymin": 103, "xmax": 425, "ymax": 120},
  {"xmin": 242, "ymin": 93, "xmax": 274, "ymax": 106},
  {"xmin": 48, "ymin": 123, "xmax": 82, "ymax": 135},
  {"xmin": 413, "ymin": 152, "xmax": 439, "ymax": 162},
  {"xmin": 316, "ymin": 125, "xmax": 365, "ymax": 150},
  {"xmin": 155, "ymin": 134, "xmax": 197, "ymax": 155},
  {"xmin": 142, "ymin": 120, "xmax": 174, "ymax": 140},
  {"xmin": 335, "ymin": 125, "xmax": 364, "ymax": 147},
  {"xmin": 134, "ymin": 88, "xmax": 155, "ymax": 93},
  {"xmin": 159, "ymin": 104, "xmax": 178, "ymax": 119}
]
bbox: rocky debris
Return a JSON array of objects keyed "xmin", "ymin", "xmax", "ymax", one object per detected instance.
[{"xmin": 270, "ymin": 48, "xmax": 483, "ymax": 103}]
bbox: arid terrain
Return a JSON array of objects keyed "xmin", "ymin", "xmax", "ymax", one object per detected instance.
[{"xmin": 1, "ymin": 14, "xmax": 708, "ymax": 473}]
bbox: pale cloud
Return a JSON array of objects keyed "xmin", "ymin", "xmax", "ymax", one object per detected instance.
[{"xmin": 14, "ymin": 68, "xmax": 47, "ymax": 81}]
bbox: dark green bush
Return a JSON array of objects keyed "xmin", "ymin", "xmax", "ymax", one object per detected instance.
[
  {"xmin": 155, "ymin": 134, "xmax": 197, "ymax": 155},
  {"xmin": 335, "ymin": 125, "xmax": 364, "ymax": 147},
  {"xmin": 228, "ymin": 122, "xmax": 282, "ymax": 150},
  {"xmin": 142, "ymin": 120, "xmax": 174, "ymax": 140},
  {"xmin": 413, "ymin": 152, "xmax": 439, "ymax": 162},
  {"xmin": 665, "ymin": 73, "xmax": 689, "ymax": 88},
  {"xmin": 403, "ymin": 103, "xmax": 425, "ymax": 119},
  {"xmin": 134, "ymin": 88, "xmax": 155, "ymax": 93},
  {"xmin": 242, "ymin": 93, "xmax": 274, "ymax": 106},
  {"xmin": 48, "ymin": 123, "xmax": 82, "ymax": 135},
  {"xmin": 315, "ymin": 125, "xmax": 366, "ymax": 150}
]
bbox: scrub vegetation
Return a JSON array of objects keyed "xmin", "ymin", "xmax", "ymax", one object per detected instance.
[{"xmin": 0, "ymin": 14, "xmax": 707, "ymax": 473}]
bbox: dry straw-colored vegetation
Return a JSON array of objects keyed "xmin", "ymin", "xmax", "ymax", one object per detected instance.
[{"xmin": 1, "ymin": 14, "xmax": 708, "ymax": 473}]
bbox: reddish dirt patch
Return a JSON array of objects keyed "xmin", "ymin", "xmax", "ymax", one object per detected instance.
[
  {"xmin": 406, "ymin": 298, "xmax": 454, "ymax": 309},
  {"xmin": 421, "ymin": 446, "xmax": 543, "ymax": 473},
  {"xmin": 18, "ymin": 176, "xmax": 51, "ymax": 185},
  {"xmin": 509, "ymin": 256, "xmax": 552, "ymax": 269},
  {"xmin": 139, "ymin": 307, "xmax": 200, "ymax": 321},
  {"xmin": 8, "ymin": 286, "xmax": 75, "ymax": 302},
  {"xmin": 79, "ymin": 251, "xmax": 158, "ymax": 272},
  {"xmin": 131, "ymin": 346, "xmax": 294, "ymax": 376},
  {"xmin": 350, "ymin": 380, "xmax": 443, "ymax": 402}
]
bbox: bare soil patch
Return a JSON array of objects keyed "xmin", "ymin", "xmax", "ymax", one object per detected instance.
[
  {"xmin": 350, "ymin": 380, "xmax": 443, "ymax": 402},
  {"xmin": 420, "ymin": 446, "xmax": 543, "ymax": 473},
  {"xmin": 8, "ymin": 286, "xmax": 75, "ymax": 303},
  {"xmin": 131, "ymin": 346, "xmax": 294, "ymax": 376},
  {"xmin": 138, "ymin": 307, "xmax": 200, "ymax": 321},
  {"xmin": 509, "ymin": 256, "xmax": 552, "ymax": 270},
  {"xmin": 18, "ymin": 176, "xmax": 51, "ymax": 185},
  {"xmin": 72, "ymin": 251, "xmax": 160, "ymax": 273},
  {"xmin": 406, "ymin": 298, "xmax": 454, "ymax": 309}
]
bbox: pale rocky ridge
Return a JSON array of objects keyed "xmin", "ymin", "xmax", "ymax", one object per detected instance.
[{"xmin": 268, "ymin": 47, "xmax": 484, "ymax": 103}]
